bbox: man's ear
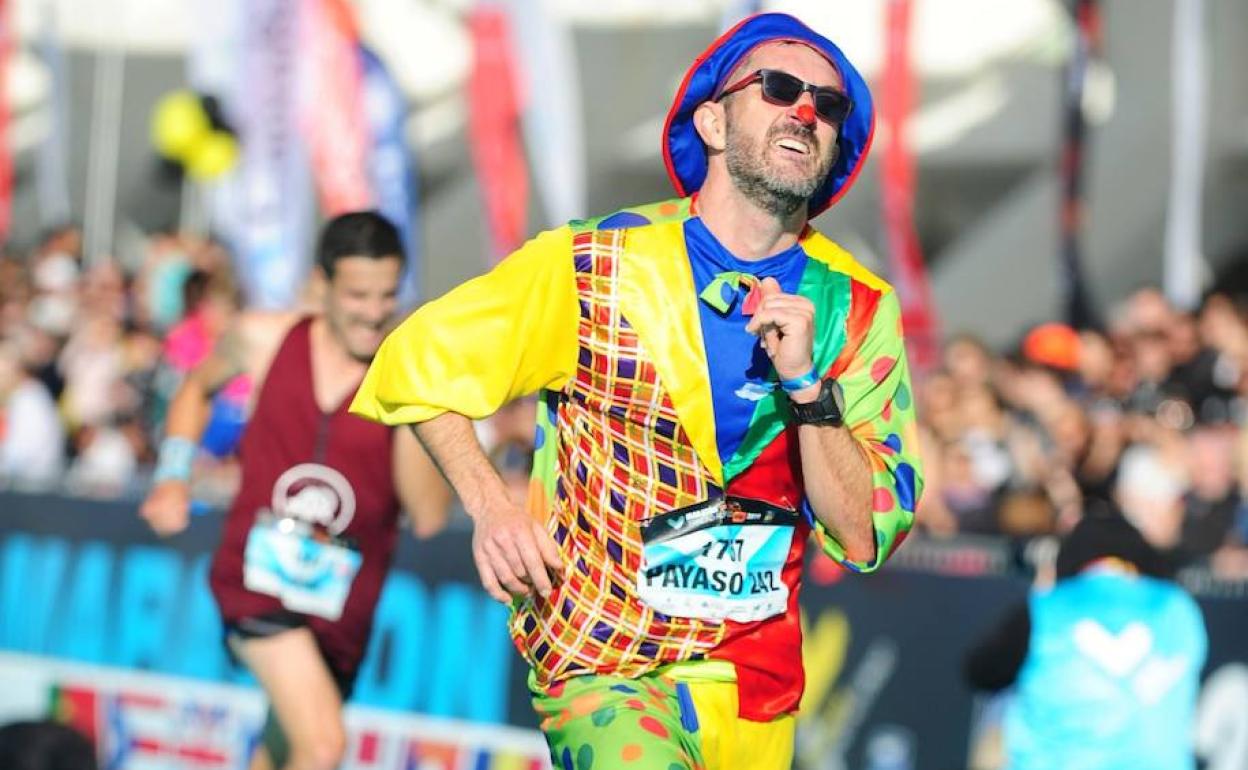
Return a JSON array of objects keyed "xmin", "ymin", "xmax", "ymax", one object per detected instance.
[{"xmin": 694, "ymin": 101, "xmax": 727, "ymax": 152}]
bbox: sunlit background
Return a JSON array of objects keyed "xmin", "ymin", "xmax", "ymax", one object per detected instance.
[{"xmin": 0, "ymin": 0, "xmax": 1246, "ymax": 768}]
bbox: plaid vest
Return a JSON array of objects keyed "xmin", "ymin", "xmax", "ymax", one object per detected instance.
[{"xmin": 511, "ymin": 222, "xmax": 735, "ymax": 686}]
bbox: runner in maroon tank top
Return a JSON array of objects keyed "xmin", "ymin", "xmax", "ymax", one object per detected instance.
[{"xmin": 140, "ymin": 212, "xmax": 450, "ymax": 770}]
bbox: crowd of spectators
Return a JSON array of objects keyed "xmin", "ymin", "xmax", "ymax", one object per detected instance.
[
  {"xmin": 1, "ymin": 227, "xmax": 1246, "ymax": 578},
  {"xmin": 916, "ymin": 288, "xmax": 1248, "ymax": 579},
  {"xmin": 0, "ymin": 225, "xmax": 240, "ymax": 499}
]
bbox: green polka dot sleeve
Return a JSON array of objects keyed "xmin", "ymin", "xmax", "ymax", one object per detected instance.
[{"xmin": 813, "ymin": 288, "xmax": 922, "ymax": 573}]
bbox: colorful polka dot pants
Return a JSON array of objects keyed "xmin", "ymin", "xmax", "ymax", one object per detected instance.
[{"xmin": 531, "ymin": 671, "xmax": 794, "ymax": 770}]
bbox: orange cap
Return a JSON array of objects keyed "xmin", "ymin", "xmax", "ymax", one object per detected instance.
[{"xmin": 1022, "ymin": 323, "xmax": 1081, "ymax": 371}]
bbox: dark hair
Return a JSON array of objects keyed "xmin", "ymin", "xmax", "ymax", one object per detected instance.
[
  {"xmin": 1056, "ymin": 509, "xmax": 1173, "ymax": 580},
  {"xmin": 181, "ymin": 269, "xmax": 212, "ymax": 313},
  {"xmin": 315, "ymin": 211, "xmax": 404, "ymax": 278},
  {"xmin": 0, "ymin": 721, "xmax": 97, "ymax": 770}
]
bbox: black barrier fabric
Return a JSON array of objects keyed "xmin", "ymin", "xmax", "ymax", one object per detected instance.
[{"xmin": 2, "ymin": 493, "xmax": 1246, "ymax": 769}]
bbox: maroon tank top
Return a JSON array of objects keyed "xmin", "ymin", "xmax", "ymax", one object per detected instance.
[{"xmin": 209, "ymin": 317, "xmax": 398, "ymax": 676}]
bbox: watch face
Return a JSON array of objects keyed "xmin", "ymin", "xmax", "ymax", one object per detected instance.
[{"xmin": 829, "ymin": 380, "xmax": 846, "ymax": 416}]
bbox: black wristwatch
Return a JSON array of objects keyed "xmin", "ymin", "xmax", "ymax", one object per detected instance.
[{"xmin": 788, "ymin": 378, "xmax": 845, "ymax": 427}]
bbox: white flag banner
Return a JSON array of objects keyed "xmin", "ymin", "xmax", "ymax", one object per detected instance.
[
  {"xmin": 507, "ymin": 0, "xmax": 586, "ymax": 226},
  {"xmin": 235, "ymin": 0, "xmax": 314, "ymax": 309},
  {"xmin": 1163, "ymin": 0, "xmax": 1208, "ymax": 311}
]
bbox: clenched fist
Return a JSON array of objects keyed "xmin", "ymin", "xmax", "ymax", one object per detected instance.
[{"xmin": 744, "ymin": 277, "xmax": 817, "ymax": 383}]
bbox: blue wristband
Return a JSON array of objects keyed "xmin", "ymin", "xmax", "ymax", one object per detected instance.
[
  {"xmin": 779, "ymin": 367, "xmax": 821, "ymax": 393},
  {"xmin": 153, "ymin": 436, "xmax": 197, "ymax": 483}
]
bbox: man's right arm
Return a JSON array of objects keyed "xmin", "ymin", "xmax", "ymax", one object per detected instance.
[
  {"xmin": 350, "ymin": 228, "xmax": 579, "ymax": 602},
  {"xmin": 415, "ymin": 413, "xmax": 561, "ymax": 603},
  {"xmin": 138, "ymin": 325, "xmax": 250, "ymax": 537}
]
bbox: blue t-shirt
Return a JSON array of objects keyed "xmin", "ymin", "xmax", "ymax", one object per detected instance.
[{"xmin": 684, "ymin": 216, "xmax": 808, "ymax": 469}]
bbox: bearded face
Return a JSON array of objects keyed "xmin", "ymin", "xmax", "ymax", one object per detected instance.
[{"xmin": 723, "ymin": 112, "xmax": 838, "ymax": 217}]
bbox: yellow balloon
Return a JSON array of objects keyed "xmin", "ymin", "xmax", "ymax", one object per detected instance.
[
  {"xmin": 151, "ymin": 90, "xmax": 210, "ymax": 161},
  {"xmin": 186, "ymin": 131, "xmax": 239, "ymax": 180}
]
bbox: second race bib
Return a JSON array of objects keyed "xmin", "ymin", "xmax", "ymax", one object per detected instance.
[{"xmin": 243, "ymin": 514, "xmax": 362, "ymax": 621}]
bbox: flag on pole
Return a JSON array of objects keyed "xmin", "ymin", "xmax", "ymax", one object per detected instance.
[
  {"xmin": 235, "ymin": 0, "xmax": 314, "ymax": 309},
  {"xmin": 1163, "ymin": 0, "xmax": 1208, "ymax": 311},
  {"xmin": 1057, "ymin": 0, "xmax": 1103, "ymax": 330},
  {"xmin": 507, "ymin": 0, "xmax": 584, "ymax": 227},
  {"xmin": 879, "ymin": 0, "xmax": 940, "ymax": 374},
  {"xmin": 0, "ymin": 0, "xmax": 16, "ymax": 243},
  {"xmin": 35, "ymin": 1, "xmax": 72, "ymax": 228},
  {"xmin": 467, "ymin": 3, "xmax": 529, "ymax": 262},
  {"xmin": 298, "ymin": 0, "xmax": 374, "ymax": 215}
]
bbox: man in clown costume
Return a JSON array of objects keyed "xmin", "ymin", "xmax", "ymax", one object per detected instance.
[{"xmin": 352, "ymin": 13, "xmax": 922, "ymax": 770}]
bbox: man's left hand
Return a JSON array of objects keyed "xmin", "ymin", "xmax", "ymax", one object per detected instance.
[{"xmin": 744, "ymin": 277, "xmax": 816, "ymax": 383}]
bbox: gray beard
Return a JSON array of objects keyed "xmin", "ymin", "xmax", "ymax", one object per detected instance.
[{"xmin": 724, "ymin": 121, "xmax": 834, "ymax": 218}]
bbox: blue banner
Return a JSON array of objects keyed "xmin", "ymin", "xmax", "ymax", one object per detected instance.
[
  {"xmin": 359, "ymin": 45, "xmax": 421, "ymax": 307},
  {"xmin": 0, "ymin": 494, "xmax": 516, "ymax": 725},
  {"xmin": 2, "ymin": 493, "xmax": 1245, "ymax": 768}
]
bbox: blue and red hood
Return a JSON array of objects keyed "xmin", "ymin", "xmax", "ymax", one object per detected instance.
[{"xmin": 662, "ymin": 12, "xmax": 874, "ymax": 217}]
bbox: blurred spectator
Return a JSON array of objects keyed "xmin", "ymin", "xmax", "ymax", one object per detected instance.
[
  {"xmin": 0, "ymin": 257, "xmax": 31, "ymax": 337},
  {"xmin": 0, "ymin": 721, "xmax": 96, "ymax": 770},
  {"xmin": 66, "ymin": 421, "xmax": 140, "ymax": 498},
  {"xmin": 27, "ymin": 250, "xmax": 79, "ymax": 339},
  {"xmin": 965, "ymin": 512, "xmax": 1206, "ymax": 770},
  {"xmin": 1114, "ymin": 286, "xmax": 1173, "ymax": 336},
  {"xmin": 58, "ymin": 314, "xmax": 126, "ymax": 430},
  {"xmin": 0, "ymin": 340, "xmax": 65, "ymax": 487},
  {"xmin": 996, "ymin": 488, "xmax": 1057, "ymax": 540},
  {"xmin": 10, "ymin": 323, "xmax": 66, "ymax": 402},
  {"xmin": 1074, "ymin": 329, "xmax": 1115, "ymax": 402},
  {"xmin": 157, "ymin": 268, "xmax": 249, "ymax": 455},
  {"xmin": 1176, "ymin": 424, "xmax": 1241, "ymax": 565},
  {"xmin": 136, "ymin": 235, "xmax": 195, "ymax": 334},
  {"xmin": 914, "ymin": 422, "xmax": 958, "ymax": 537},
  {"xmin": 162, "ymin": 269, "xmax": 238, "ymax": 374},
  {"xmin": 1210, "ymin": 505, "xmax": 1248, "ymax": 579},
  {"xmin": 944, "ymin": 333, "xmax": 995, "ymax": 389},
  {"xmin": 1189, "ymin": 293, "xmax": 1247, "ymax": 423},
  {"xmin": 1114, "ymin": 443, "xmax": 1187, "ymax": 552},
  {"xmin": 905, "ymin": 287, "xmax": 1248, "ymax": 573},
  {"xmin": 939, "ymin": 436, "xmax": 999, "ymax": 534},
  {"xmin": 79, "ymin": 262, "xmax": 127, "ymax": 323},
  {"xmin": 1068, "ymin": 429, "xmax": 1121, "ymax": 523},
  {"xmin": 1020, "ymin": 322, "xmax": 1080, "ymax": 374},
  {"xmin": 918, "ymin": 369, "xmax": 960, "ymax": 442}
]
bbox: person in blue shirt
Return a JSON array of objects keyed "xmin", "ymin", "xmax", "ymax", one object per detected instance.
[{"xmin": 966, "ymin": 511, "xmax": 1207, "ymax": 770}]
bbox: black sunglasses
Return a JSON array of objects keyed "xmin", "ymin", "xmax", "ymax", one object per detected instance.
[{"xmin": 715, "ymin": 68, "xmax": 853, "ymax": 126}]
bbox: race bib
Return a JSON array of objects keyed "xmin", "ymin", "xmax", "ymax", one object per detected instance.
[
  {"xmin": 243, "ymin": 514, "xmax": 362, "ymax": 621},
  {"xmin": 637, "ymin": 496, "xmax": 798, "ymax": 623}
]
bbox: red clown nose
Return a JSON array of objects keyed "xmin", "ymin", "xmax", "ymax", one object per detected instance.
[{"xmin": 796, "ymin": 103, "xmax": 817, "ymax": 125}]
